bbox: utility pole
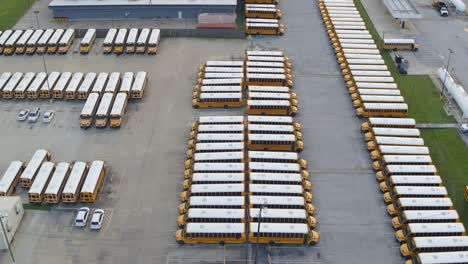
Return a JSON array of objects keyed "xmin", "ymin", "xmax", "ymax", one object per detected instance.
[
  {"xmin": 0, "ymin": 214, "xmax": 16, "ymax": 264},
  {"xmin": 254, "ymin": 203, "xmax": 267, "ymax": 264},
  {"xmin": 441, "ymin": 48, "xmax": 453, "ymax": 97},
  {"xmin": 34, "ymin": 11, "xmax": 51, "ymax": 92}
]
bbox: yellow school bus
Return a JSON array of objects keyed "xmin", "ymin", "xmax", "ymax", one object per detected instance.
[
  {"xmin": 80, "ymin": 160, "xmax": 107, "ymax": 202},
  {"xmin": 249, "ymin": 223, "xmax": 319, "ymax": 245},
  {"xmin": 176, "ymin": 223, "xmax": 246, "ymax": 244}
]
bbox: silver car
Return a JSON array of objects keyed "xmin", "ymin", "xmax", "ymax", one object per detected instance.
[
  {"xmin": 17, "ymin": 109, "xmax": 30, "ymax": 121},
  {"xmin": 90, "ymin": 209, "xmax": 104, "ymax": 230},
  {"xmin": 28, "ymin": 107, "xmax": 41, "ymax": 123},
  {"xmin": 42, "ymin": 110, "xmax": 55, "ymax": 123}
]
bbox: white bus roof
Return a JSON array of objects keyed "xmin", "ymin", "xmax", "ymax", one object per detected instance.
[
  {"xmin": 53, "ymin": 72, "xmax": 72, "ymax": 92},
  {"xmin": 332, "ymin": 21, "xmax": 366, "ymax": 26},
  {"xmin": 120, "ymin": 72, "xmax": 134, "ymax": 92},
  {"xmin": 204, "ymin": 72, "xmax": 244, "ymax": 79},
  {"xmin": 250, "ymin": 195, "xmax": 306, "ymax": 206},
  {"xmin": 62, "ymin": 161, "xmax": 87, "ymax": 194},
  {"xmin": 126, "ymin": 28, "xmax": 138, "ymax": 44},
  {"xmin": 246, "ymin": 61, "xmax": 287, "ymax": 68},
  {"xmin": 398, "ymin": 197, "xmax": 453, "ymax": 207},
  {"xmin": 374, "ymin": 137, "xmax": 424, "ymax": 146},
  {"xmin": 110, "ymin": 93, "xmax": 128, "ymax": 116},
  {"xmin": 247, "ymin": 115, "xmax": 293, "ymax": 123},
  {"xmin": 247, "ymin": 100, "xmax": 291, "ymax": 107},
  {"xmin": 250, "ymin": 208, "xmax": 306, "ymax": 219},
  {"xmin": 247, "ymin": 56, "xmax": 287, "ymax": 63},
  {"xmin": 148, "ymin": 29, "xmax": 160, "ymax": 44},
  {"xmin": 103, "ymin": 28, "xmax": 117, "ymax": 44},
  {"xmin": 186, "ymin": 223, "xmax": 244, "ymax": 233},
  {"xmin": 15, "ymin": 72, "xmax": 35, "ymax": 92},
  {"xmin": 36, "ymin": 29, "xmax": 55, "ymax": 46},
  {"xmin": 407, "ymin": 222, "xmax": 465, "ymax": 234},
  {"xmin": 0, "ymin": 72, "xmax": 12, "ymax": 90},
  {"xmin": 203, "ymin": 67, "xmax": 244, "ymax": 73},
  {"xmin": 248, "ymin": 151, "xmax": 298, "ymax": 160},
  {"xmin": 197, "ymin": 124, "xmax": 245, "ymax": 132},
  {"xmin": 80, "ymin": 93, "xmax": 100, "ymax": 116},
  {"xmin": 78, "ymin": 72, "xmax": 97, "ymax": 93},
  {"xmin": 246, "ymin": 50, "xmax": 284, "ymax": 57},
  {"xmin": 248, "ymin": 134, "xmax": 296, "ymax": 141},
  {"xmin": 199, "ymin": 92, "xmax": 242, "ymax": 99},
  {"xmin": 248, "ymin": 86, "xmax": 290, "ymax": 93},
  {"xmin": 65, "ymin": 72, "xmax": 84, "ymax": 92},
  {"xmin": 3, "ymin": 72, "xmax": 23, "ymax": 92},
  {"xmin": 246, "ymin": 4, "xmax": 277, "ymax": 8},
  {"xmin": 357, "ymin": 89, "xmax": 400, "ymax": 96},
  {"xmin": 27, "ymin": 72, "xmax": 47, "ymax": 92},
  {"xmin": 330, "ymin": 17, "xmax": 363, "ymax": 22},
  {"xmin": 194, "ymin": 142, "xmax": 244, "ymax": 151},
  {"xmin": 344, "ymin": 53, "xmax": 381, "ymax": 60},
  {"xmin": 248, "ymin": 92, "xmax": 291, "ymax": 100},
  {"xmin": 198, "ymin": 115, "xmax": 244, "ymax": 124},
  {"xmin": 359, "ymin": 95, "xmax": 404, "ymax": 103},
  {"xmin": 363, "ymin": 103, "xmax": 408, "ymax": 110},
  {"xmin": 392, "ymin": 186, "xmax": 447, "ymax": 196},
  {"xmin": 187, "ymin": 208, "xmax": 245, "ymax": 219},
  {"xmin": 48, "ymin": 29, "xmax": 64, "ymax": 44},
  {"xmin": 345, "ymin": 48, "xmax": 380, "ymax": 54},
  {"xmin": 96, "ymin": 93, "xmax": 115, "ymax": 116},
  {"xmin": 385, "ymin": 165, "xmax": 437, "ymax": 174},
  {"xmin": 17, "ymin": 29, "xmax": 34, "ymax": 45},
  {"xmin": 29, "ymin": 162, "xmax": 55, "ymax": 194},
  {"xmin": 245, "ymin": 18, "xmax": 280, "ymax": 23},
  {"xmin": 246, "ymin": 73, "xmax": 287, "ymax": 80},
  {"xmin": 115, "ymin": 28, "xmax": 128, "ymax": 44},
  {"xmin": 379, "ymin": 145, "xmax": 430, "ymax": 155},
  {"xmin": 205, "ymin": 61, "xmax": 244, "ymax": 67},
  {"xmin": 131, "ymin": 71, "xmax": 147, "ymax": 92},
  {"xmin": 0, "ymin": 161, "xmax": 23, "ymax": 194},
  {"xmin": 250, "ymin": 223, "xmax": 308, "ymax": 234},
  {"xmin": 40, "ymin": 71, "xmax": 61, "ymax": 91},
  {"xmin": 44, "ymin": 162, "xmax": 70, "ymax": 195},
  {"xmin": 5, "ymin": 30, "xmax": 23, "ymax": 46},
  {"xmin": 249, "ymin": 162, "xmax": 300, "ymax": 172},
  {"xmin": 368, "ymin": 117, "xmax": 416, "ymax": 126},
  {"xmin": 92, "ymin": 72, "xmax": 109, "ymax": 93},
  {"xmin": 249, "ymin": 184, "xmax": 303, "ymax": 194},
  {"xmin": 246, "ymin": 7, "xmax": 279, "ymax": 12},
  {"xmin": 137, "ymin": 28, "xmax": 150, "ymax": 44},
  {"xmin": 357, "ymin": 82, "xmax": 399, "ymax": 89},
  {"xmin": 246, "ymin": 68, "xmax": 287, "ymax": 74},
  {"xmin": 200, "ymin": 78, "xmax": 243, "ymax": 85},
  {"xmin": 105, "ymin": 72, "xmax": 121, "ymax": 93},
  {"xmin": 187, "ymin": 196, "xmax": 245, "ymax": 206},
  {"xmin": 347, "ymin": 59, "xmax": 385, "ymax": 65},
  {"xmin": 59, "ymin": 29, "xmax": 75, "ymax": 45},
  {"xmin": 371, "ymin": 127, "xmax": 421, "ymax": 136},
  {"xmin": 20, "ymin": 149, "xmax": 49, "ymax": 181},
  {"xmin": 81, "ymin": 28, "xmax": 96, "ymax": 44},
  {"xmin": 191, "ymin": 173, "xmax": 245, "ymax": 182},
  {"xmin": 193, "ymin": 151, "xmax": 244, "ymax": 161},
  {"xmin": 248, "ymin": 124, "xmax": 295, "ymax": 133},
  {"xmin": 195, "ymin": 133, "xmax": 244, "ymax": 142},
  {"xmin": 389, "ymin": 175, "xmax": 442, "ymax": 185},
  {"xmin": 81, "ymin": 160, "xmax": 105, "ymax": 194},
  {"xmin": 249, "ymin": 173, "xmax": 302, "ymax": 183},
  {"xmin": 198, "ymin": 87, "xmax": 240, "ymax": 95},
  {"xmin": 26, "ymin": 30, "xmax": 44, "ymax": 46},
  {"xmin": 384, "ymin": 38, "xmax": 415, "ymax": 44},
  {"xmin": 0, "ymin": 30, "xmax": 13, "ymax": 45},
  {"xmin": 193, "ymin": 162, "xmax": 245, "ymax": 172},
  {"xmin": 412, "ymin": 236, "xmax": 468, "ymax": 249},
  {"xmin": 354, "ymin": 76, "xmax": 394, "ymax": 83},
  {"xmin": 189, "ymin": 183, "xmax": 245, "ymax": 193},
  {"xmin": 382, "ymin": 155, "xmax": 432, "ymax": 163},
  {"xmin": 351, "ymin": 70, "xmax": 391, "ymax": 77},
  {"xmin": 402, "ymin": 210, "xmax": 459, "ymax": 220},
  {"xmin": 414, "ymin": 251, "xmax": 468, "ymax": 264}
]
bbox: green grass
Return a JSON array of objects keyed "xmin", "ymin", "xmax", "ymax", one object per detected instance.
[
  {"xmin": 0, "ymin": 0, "xmax": 34, "ymax": 30},
  {"xmin": 354, "ymin": 0, "xmax": 455, "ymax": 123},
  {"xmin": 420, "ymin": 129, "xmax": 468, "ymax": 223},
  {"xmin": 23, "ymin": 203, "xmax": 52, "ymax": 211}
]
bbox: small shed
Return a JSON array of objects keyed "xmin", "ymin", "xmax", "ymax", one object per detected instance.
[{"xmin": 0, "ymin": 196, "xmax": 24, "ymax": 249}]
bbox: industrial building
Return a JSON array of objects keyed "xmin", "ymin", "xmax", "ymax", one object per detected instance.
[
  {"xmin": 49, "ymin": 0, "xmax": 238, "ymax": 20},
  {"xmin": 0, "ymin": 196, "xmax": 24, "ymax": 250}
]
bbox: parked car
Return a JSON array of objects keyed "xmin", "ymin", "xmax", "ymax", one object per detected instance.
[
  {"xmin": 17, "ymin": 109, "xmax": 30, "ymax": 121},
  {"xmin": 434, "ymin": 1, "xmax": 449, "ymax": 16},
  {"xmin": 28, "ymin": 107, "xmax": 41, "ymax": 123},
  {"xmin": 75, "ymin": 207, "xmax": 90, "ymax": 227},
  {"xmin": 42, "ymin": 110, "xmax": 55, "ymax": 123},
  {"xmin": 90, "ymin": 209, "xmax": 105, "ymax": 230},
  {"xmin": 460, "ymin": 124, "xmax": 468, "ymax": 134}
]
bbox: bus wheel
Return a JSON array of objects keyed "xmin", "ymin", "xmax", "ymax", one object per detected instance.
[
  {"xmin": 269, "ymin": 241, "xmax": 275, "ymax": 245},
  {"xmin": 176, "ymin": 240, "xmax": 184, "ymax": 245},
  {"xmin": 219, "ymin": 241, "xmax": 225, "ymax": 246},
  {"xmin": 291, "ymin": 113, "xmax": 296, "ymax": 117},
  {"xmin": 193, "ymin": 105, "xmax": 199, "ymax": 109},
  {"xmin": 393, "ymin": 48, "xmax": 397, "ymax": 51},
  {"xmin": 224, "ymin": 105, "xmax": 228, "ymax": 108}
]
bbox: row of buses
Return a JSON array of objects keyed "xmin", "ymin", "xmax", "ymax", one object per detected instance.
[
  {"xmin": 102, "ymin": 28, "xmax": 161, "ymax": 55},
  {"xmin": 0, "ymin": 28, "xmax": 75, "ymax": 55},
  {"xmin": 0, "ymin": 71, "xmax": 147, "ymax": 100},
  {"xmin": 0, "ymin": 149, "xmax": 107, "ymax": 204},
  {"xmin": 320, "ymin": 1, "xmax": 468, "ymax": 263},
  {"xmin": 244, "ymin": 1, "xmax": 284, "ymax": 35},
  {"xmin": 320, "ymin": 1, "xmax": 409, "ymax": 118},
  {"xmin": 176, "ymin": 116, "xmax": 319, "ymax": 245}
]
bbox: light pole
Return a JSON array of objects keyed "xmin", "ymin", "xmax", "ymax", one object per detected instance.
[
  {"xmin": 34, "ymin": 11, "xmax": 51, "ymax": 92},
  {"xmin": 441, "ymin": 48, "xmax": 453, "ymax": 97},
  {"xmin": 254, "ymin": 203, "xmax": 267, "ymax": 264},
  {"xmin": 0, "ymin": 214, "xmax": 16, "ymax": 264}
]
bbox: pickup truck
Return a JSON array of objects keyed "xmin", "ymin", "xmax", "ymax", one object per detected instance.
[{"xmin": 434, "ymin": 1, "xmax": 449, "ymax": 16}]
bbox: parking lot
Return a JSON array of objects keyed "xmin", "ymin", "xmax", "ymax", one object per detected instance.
[{"xmin": 0, "ymin": 0, "xmax": 404, "ymax": 263}]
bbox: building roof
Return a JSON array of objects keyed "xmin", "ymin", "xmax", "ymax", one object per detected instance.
[
  {"xmin": 382, "ymin": 0, "xmax": 422, "ymax": 19},
  {"xmin": 0, "ymin": 196, "xmax": 21, "ymax": 210},
  {"xmin": 49, "ymin": 0, "xmax": 237, "ymax": 7}
]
